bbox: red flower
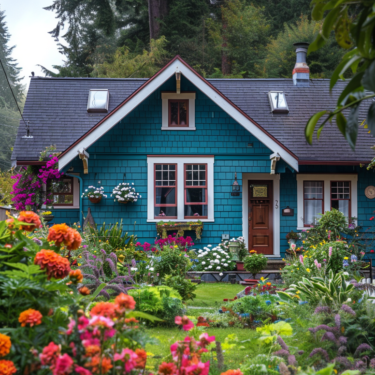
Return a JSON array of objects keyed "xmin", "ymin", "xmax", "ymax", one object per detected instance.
[
  {"xmin": 53, "ymin": 354, "xmax": 74, "ymax": 375},
  {"xmin": 90, "ymin": 302, "xmax": 116, "ymax": 319},
  {"xmin": 371, "ymin": 217, "xmax": 374, "ymax": 221},
  {"xmin": 175, "ymin": 316, "xmax": 194, "ymax": 331},
  {"xmin": 371, "ymin": 250, "xmax": 375, "ymax": 253},
  {"xmin": 40, "ymin": 342, "xmax": 61, "ymax": 367},
  {"xmin": 221, "ymin": 370, "xmax": 243, "ymax": 375},
  {"xmin": 158, "ymin": 362, "xmax": 177, "ymax": 375},
  {"xmin": 34, "ymin": 250, "xmax": 71, "ymax": 280}
]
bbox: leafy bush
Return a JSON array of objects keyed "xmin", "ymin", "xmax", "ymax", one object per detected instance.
[
  {"xmin": 244, "ymin": 251, "xmax": 267, "ymax": 278},
  {"xmin": 227, "ymin": 295, "xmax": 274, "ymax": 320},
  {"xmin": 194, "ymin": 245, "xmax": 235, "ymax": 272},
  {"xmin": 163, "ymin": 274, "xmax": 197, "ymax": 301},
  {"xmin": 154, "ymin": 247, "xmax": 191, "ymax": 278}
]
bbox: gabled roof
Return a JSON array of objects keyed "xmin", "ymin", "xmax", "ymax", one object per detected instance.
[{"xmin": 12, "ymin": 56, "xmax": 374, "ymax": 169}]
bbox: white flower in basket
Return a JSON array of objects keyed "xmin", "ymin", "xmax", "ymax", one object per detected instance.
[{"xmin": 112, "ymin": 182, "xmax": 141, "ymax": 204}]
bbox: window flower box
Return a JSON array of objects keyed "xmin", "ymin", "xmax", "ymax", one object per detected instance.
[{"xmin": 156, "ymin": 220, "xmax": 203, "ymax": 239}]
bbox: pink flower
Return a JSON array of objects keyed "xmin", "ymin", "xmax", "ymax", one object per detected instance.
[
  {"xmin": 114, "ymin": 348, "xmax": 138, "ymax": 372},
  {"xmin": 197, "ymin": 333, "xmax": 215, "ymax": 348},
  {"xmin": 75, "ymin": 366, "xmax": 92, "ymax": 375},
  {"xmin": 66, "ymin": 318, "xmax": 75, "ymax": 335},
  {"xmin": 291, "ymin": 243, "xmax": 296, "ymax": 250},
  {"xmin": 175, "ymin": 316, "xmax": 194, "ymax": 331},
  {"xmin": 78, "ymin": 316, "xmax": 89, "ymax": 331},
  {"xmin": 184, "ymin": 361, "xmax": 210, "ymax": 375},
  {"xmin": 314, "ymin": 259, "xmax": 321, "ymax": 269},
  {"xmin": 329, "ymin": 247, "xmax": 332, "ymax": 257},
  {"xmin": 299, "ymin": 255, "xmax": 304, "ymax": 264},
  {"xmin": 53, "ymin": 354, "xmax": 74, "ymax": 375}
]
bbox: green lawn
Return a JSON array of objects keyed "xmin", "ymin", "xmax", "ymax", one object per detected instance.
[{"xmin": 187, "ymin": 282, "xmax": 244, "ymax": 307}]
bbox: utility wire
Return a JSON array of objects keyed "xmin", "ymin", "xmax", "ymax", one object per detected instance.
[{"xmin": 0, "ymin": 60, "xmax": 29, "ymax": 133}]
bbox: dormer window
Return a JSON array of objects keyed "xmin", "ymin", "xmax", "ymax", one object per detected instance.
[
  {"xmin": 268, "ymin": 91, "xmax": 289, "ymax": 113},
  {"xmin": 87, "ymin": 89, "xmax": 109, "ymax": 113},
  {"xmin": 169, "ymin": 100, "xmax": 188, "ymax": 127}
]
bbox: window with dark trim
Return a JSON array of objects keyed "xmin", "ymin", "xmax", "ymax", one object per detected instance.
[
  {"xmin": 331, "ymin": 181, "xmax": 350, "ymax": 219},
  {"xmin": 168, "ymin": 99, "xmax": 189, "ymax": 127},
  {"xmin": 184, "ymin": 164, "xmax": 207, "ymax": 219},
  {"xmin": 154, "ymin": 164, "xmax": 177, "ymax": 218},
  {"xmin": 303, "ymin": 181, "xmax": 323, "ymax": 226},
  {"xmin": 49, "ymin": 177, "xmax": 74, "ymax": 206}
]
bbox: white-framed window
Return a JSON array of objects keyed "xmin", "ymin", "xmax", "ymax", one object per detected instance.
[
  {"xmin": 161, "ymin": 92, "xmax": 196, "ymax": 130},
  {"xmin": 147, "ymin": 156, "xmax": 214, "ymax": 222},
  {"xmin": 296, "ymin": 174, "xmax": 357, "ymax": 229}
]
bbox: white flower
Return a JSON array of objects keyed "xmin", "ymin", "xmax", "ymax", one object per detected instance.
[
  {"xmin": 202, "ymin": 261, "xmax": 206, "ymax": 265},
  {"xmin": 132, "ymin": 183, "xmax": 134, "ymax": 185},
  {"xmin": 216, "ymin": 266, "xmax": 221, "ymax": 270},
  {"xmin": 208, "ymin": 245, "xmax": 212, "ymax": 247},
  {"xmin": 149, "ymin": 267, "xmax": 154, "ymax": 271},
  {"xmin": 208, "ymin": 265, "xmax": 212, "ymax": 269},
  {"xmin": 219, "ymin": 272, "xmax": 223, "ymax": 276},
  {"xmin": 131, "ymin": 267, "xmax": 138, "ymax": 271}
]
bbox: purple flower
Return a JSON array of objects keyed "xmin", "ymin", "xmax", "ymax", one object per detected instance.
[
  {"xmin": 341, "ymin": 304, "xmax": 356, "ymax": 316},
  {"xmin": 335, "ymin": 314, "xmax": 341, "ymax": 329},
  {"xmin": 83, "ymin": 245, "xmax": 88, "ymax": 249},
  {"xmin": 314, "ymin": 306, "xmax": 330, "ymax": 315},
  {"xmin": 93, "ymin": 255, "xmax": 97, "ymax": 258},
  {"xmin": 329, "ymin": 246, "xmax": 332, "ymax": 257},
  {"xmin": 309, "ymin": 348, "xmax": 329, "ymax": 362},
  {"xmin": 354, "ymin": 343, "xmax": 372, "ymax": 357}
]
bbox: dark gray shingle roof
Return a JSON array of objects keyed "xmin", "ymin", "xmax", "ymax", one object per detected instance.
[{"xmin": 12, "ymin": 76, "xmax": 374, "ymax": 162}]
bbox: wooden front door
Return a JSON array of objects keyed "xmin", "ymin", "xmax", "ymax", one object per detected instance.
[{"xmin": 248, "ymin": 180, "xmax": 273, "ymax": 255}]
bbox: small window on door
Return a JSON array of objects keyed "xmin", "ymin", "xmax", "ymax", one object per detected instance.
[
  {"xmin": 331, "ymin": 181, "xmax": 350, "ymax": 219},
  {"xmin": 154, "ymin": 164, "xmax": 177, "ymax": 218},
  {"xmin": 184, "ymin": 164, "xmax": 207, "ymax": 218},
  {"xmin": 169, "ymin": 100, "xmax": 189, "ymax": 127},
  {"xmin": 303, "ymin": 181, "xmax": 323, "ymax": 226},
  {"xmin": 50, "ymin": 177, "xmax": 74, "ymax": 206}
]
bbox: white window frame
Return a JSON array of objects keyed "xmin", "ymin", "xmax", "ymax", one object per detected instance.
[
  {"xmin": 161, "ymin": 92, "xmax": 196, "ymax": 130},
  {"xmin": 147, "ymin": 156, "xmax": 214, "ymax": 222},
  {"xmin": 296, "ymin": 174, "xmax": 357, "ymax": 230}
]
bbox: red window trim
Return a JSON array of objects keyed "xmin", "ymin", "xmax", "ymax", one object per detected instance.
[
  {"xmin": 184, "ymin": 163, "xmax": 208, "ymax": 219},
  {"xmin": 168, "ymin": 99, "xmax": 189, "ymax": 127},
  {"xmin": 154, "ymin": 163, "xmax": 178, "ymax": 219},
  {"xmin": 303, "ymin": 180, "xmax": 324, "ymax": 227},
  {"xmin": 330, "ymin": 180, "xmax": 351, "ymax": 219},
  {"xmin": 48, "ymin": 177, "xmax": 74, "ymax": 207}
]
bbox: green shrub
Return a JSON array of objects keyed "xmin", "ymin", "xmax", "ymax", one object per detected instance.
[
  {"xmin": 163, "ymin": 274, "xmax": 197, "ymax": 301},
  {"xmin": 244, "ymin": 252, "xmax": 267, "ymax": 278},
  {"xmin": 154, "ymin": 247, "xmax": 191, "ymax": 278}
]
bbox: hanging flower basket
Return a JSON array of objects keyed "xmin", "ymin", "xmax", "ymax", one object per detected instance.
[
  {"xmin": 112, "ymin": 182, "xmax": 141, "ymax": 204},
  {"xmin": 42, "ymin": 214, "xmax": 54, "ymax": 223},
  {"xmin": 89, "ymin": 196, "xmax": 102, "ymax": 204},
  {"xmin": 118, "ymin": 201, "xmax": 128, "ymax": 205}
]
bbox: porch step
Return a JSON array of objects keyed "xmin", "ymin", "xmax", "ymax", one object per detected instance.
[{"xmin": 266, "ymin": 260, "xmax": 285, "ymax": 270}]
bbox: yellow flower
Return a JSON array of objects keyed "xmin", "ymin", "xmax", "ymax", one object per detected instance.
[
  {"xmin": 260, "ymin": 277, "xmax": 265, "ymax": 281},
  {"xmin": 78, "ymin": 263, "xmax": 81, "ymax": 266},
  {"xmin": 306, "ymin": 268, "xmax": 310, "ymax": 273},
  {"xmin": 294, "ymin": 294, "xmax": 300, "ymax": 299},
  {"xmin": 296, "ymin": 291, "xmax": 300, "ymax": 294},
  {"xmin": 344, "ymin": 257, "xmax": 348, "ymax": 260}
]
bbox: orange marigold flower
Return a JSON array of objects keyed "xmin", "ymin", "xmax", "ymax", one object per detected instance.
[
  {"xmin": 158, "ymin": 362, "xmax": 177, "ymax": 375},
  {"xmin": 90, "ymin": 302, "xmax": 116, "ymax": 318},
  {"xmin": 18, "ymin": 309, "xmax": 43, "ymax": 327},
  {"xmin": 47, "ymin": 224, "xmax": 82, "ymax": 250},
  {"xmin": 0, "ymin": 360, "xmax": 17, "ymax": 375},
  {"xmin": 135, "ymin": 349, "xmax": 147, "ymax": 369},
  {"xmin": 69, "ymin": 269, "xmax": 83, "ymax": 284},
  {"xmin": 221, "ymin": 370, "xmax": 243, "ymax": 375},
  {"xmin": 124, "ymin": 317, "xmax": 139, "ymax": 324},
  {"xmin": 249, "ymin": 250, "xmax": 257, "ymax": 253},
  {"xmin": 17, "ymin": 211, "xmax": 42, "ymax": 232},
  {"xmin": 115, "ymin": 293, "xmax": 136, "ymax": 312},
  {"xmin": 34, "ymin": 249, "xmax": 71, "ymax": 280},
  {"xmin": 0, "ymin": 334, "xmax": 11, "ymax": 357},
  {"xmin": 5, "ymin": 218, "xmax": 14, "ymax": 229},
  {"xmin": 85, "ymin": 356, "xmax": 112, "ymax": 374},
  {"xmin": 79, "ymin": 286, "xmax": 90, "ymax": 296},
  {"xmin": 84, "ymin": 345, "xmax": 101, "ymax": 357}
]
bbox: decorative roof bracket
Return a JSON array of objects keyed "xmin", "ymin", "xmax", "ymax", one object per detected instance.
[
  {"xmin": 78, "ymin": 148, "xmax": 89, "ymax": 174},
  {"xmin": 270, "ymin": 152, "xmax": 280, "ymax": 175}
]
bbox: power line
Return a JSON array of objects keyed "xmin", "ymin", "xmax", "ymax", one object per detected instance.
[{"xmin": 0, "ymin": 60, "xmax": 29, "ymax": 135}]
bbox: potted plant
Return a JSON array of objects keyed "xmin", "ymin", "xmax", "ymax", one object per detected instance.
[
  {"xmin": 82, "ymin": 186, "xmax": 107, "ymax": 203},
  {"xmin": 40, "ymin": 210, "xmax": 54, "ymax": 223},
  {"xmin": 286, "ymin": 230, "xmax": 299, "ymax": 246},
  {"xmin": 112, "ymin": 182, "xmax": 141, "ymax": 204},
  {"xmin": 243, "ymin": 250, "xmax": 267, "ymax": 279}
]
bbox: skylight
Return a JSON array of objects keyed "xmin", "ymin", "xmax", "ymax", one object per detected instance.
[
  {"xmin": 268, "ymin": 91, "xmax": 289, "ymax": 113},
  {"xmin": 87, "ymin": 89, "xmax": 109, "ymax": 113}
]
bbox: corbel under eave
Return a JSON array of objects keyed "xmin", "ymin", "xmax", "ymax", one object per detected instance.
[
  {"xmin": 78, "ymin": 148, "xmax": 90, "ymax": 174},
  {"xmin": 270, "ymin": 152, "xmax": 280, "ymax": 175}
]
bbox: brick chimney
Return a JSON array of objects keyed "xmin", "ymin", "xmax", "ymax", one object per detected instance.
[{"xmin": 293, "ymin": 42, "xmax": 310, "ymax": 87}]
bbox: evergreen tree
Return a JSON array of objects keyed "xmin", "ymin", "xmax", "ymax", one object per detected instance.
[{"xmin": 0, "ymin": 10, "xmax": 23, "ymax": 109}]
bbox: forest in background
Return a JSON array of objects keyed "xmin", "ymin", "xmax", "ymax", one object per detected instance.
[{"xmin": 0, "ymin": 0, "xmax": 348, "ymax": 172}]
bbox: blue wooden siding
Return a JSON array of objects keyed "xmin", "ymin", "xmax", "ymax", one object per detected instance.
[{"xmin": 52, "ymin": 75, "xmax": 375, "ymax": 257}]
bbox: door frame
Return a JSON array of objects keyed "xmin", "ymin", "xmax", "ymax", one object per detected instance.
[{"xmin": 242, "ymin": 173, "xmax": 280, "ymax": 258}]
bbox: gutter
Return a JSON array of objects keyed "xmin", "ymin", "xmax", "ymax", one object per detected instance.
[{"xmin": 65, "ymin": 173, "xmax": 83, "ymax": 228}]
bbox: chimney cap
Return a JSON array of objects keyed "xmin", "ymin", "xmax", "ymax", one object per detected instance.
[{"xmin": 293, "ymin": 42, "xmax": 310, "ymax": 50}]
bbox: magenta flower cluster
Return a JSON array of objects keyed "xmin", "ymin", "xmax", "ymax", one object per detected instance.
[{"xmin": 136, "ymin": 235, "xmax": 195, "ymax": 252}]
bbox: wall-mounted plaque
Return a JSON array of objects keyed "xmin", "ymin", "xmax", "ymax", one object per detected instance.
[
  {"xmin": 365, "ymin": 186, "xmax": 375, "ymax": 199},
  {"xmin": 282, "ymin": 206, "xmax": 294, "ymax": 216}
]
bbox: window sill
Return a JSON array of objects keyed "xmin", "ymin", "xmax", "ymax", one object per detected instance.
[
  {"xmin": 296, "ymin": 227, "xmax": 308, "ymax": 231},
  {"xmin": 161, "ymin": 127, "xmax": 196, "ymax": 131},
  {"xmin": 147, "ymin": 219, "xmax": 214, "ymax": 223},
  {"xmin": 53, "ymin": 206, "xmax": 80, "ymax": 210}
]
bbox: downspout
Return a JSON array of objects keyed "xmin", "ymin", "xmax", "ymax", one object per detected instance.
[{"xmin": 65, "ymin": 173, "xmax": 83, "ymax": 228}]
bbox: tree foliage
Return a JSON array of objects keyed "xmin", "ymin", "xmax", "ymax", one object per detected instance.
[
  {"xmin": 304, "ymin": 0, "xmax": 375, "ymax": 151},
  {"xmin": 262, "ymin": 15, "xmax": 345, "ymax": 78}
]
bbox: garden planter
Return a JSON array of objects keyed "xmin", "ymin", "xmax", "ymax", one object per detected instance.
[
  {"xmin": 243, "ymin": 279, "xmax": 259, "ymax": 285},
  {"xmin": 89, "ymin": 196, "xmax": 102, "ymax": 204},
  {"xmin": 228, "ymin": 242, "xmax": 240, "ymax": 261},
  {"xmin": 42, "ymin": 215, "xmax": 54, "ymax": 223},
  {"xmin": 236, "ymin": 261, "xmax": 244, "ymax": 271}
]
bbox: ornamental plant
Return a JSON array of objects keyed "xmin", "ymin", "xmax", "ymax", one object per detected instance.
[
  {"xmin": 195, "ymin": 245, "xmax": 235, "ymax": 272},
  {"xmin": 112, "ymin": 182, "xmax": 141, "ymax": 203},
  {"xmin": 81, "ymin": 186, "xmax": 107, "ymax": 199},
  {"xmin": 220, "ymin": 237, "xmax": 247, "ymax": 261},
  {"xmin": 243, "ymin": 251, "xmax": 267, "ymax": 278}
]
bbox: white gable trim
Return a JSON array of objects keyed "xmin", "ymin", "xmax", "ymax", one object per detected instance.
[{"xmin": 59, "ymin": 58, "xmax": 299, "ymax": 171}]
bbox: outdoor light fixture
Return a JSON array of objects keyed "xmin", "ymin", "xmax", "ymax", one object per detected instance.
[
  {"xmin": 175, "ymin": 68, "xmax": 181, "ymax": 94},
  {"xmin": 231, "ymin": 173, "xmax": 240, "ymax": 196}
]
